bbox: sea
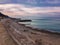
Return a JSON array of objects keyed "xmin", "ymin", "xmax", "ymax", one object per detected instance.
[{"xmin": 18, "ymin": 14, "xmax": 60, "ymax": 32}]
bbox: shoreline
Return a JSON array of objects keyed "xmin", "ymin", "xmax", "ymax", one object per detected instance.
[
  {"xmin": 2, "ymin": 19, "xmax": 60, "ymax": 45},
  {"xmin": 0, "ymin": 12, "xmax": 60, "ymax": 45},
  {"xmin": 18, "ymin": 23, "xmax": 60, "ymax": 35}
]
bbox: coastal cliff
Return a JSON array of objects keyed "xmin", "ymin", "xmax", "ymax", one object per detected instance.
[{"xmin": 1, "ymin": 19, "xmax": 60, "ymax": 45}]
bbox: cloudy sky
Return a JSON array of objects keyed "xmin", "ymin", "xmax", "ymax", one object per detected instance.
[{"xmin": 0, "ymin": 0, "xmax": 60, "ymax": 17}]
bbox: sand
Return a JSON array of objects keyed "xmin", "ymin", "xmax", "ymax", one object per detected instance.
[
  {"xmin": 0, "ymin": 22, "xmax": 17, "ymax": 45},
  {"xmin": 1, "ymin": 19, "xmax": 60, "ymax": 45}
]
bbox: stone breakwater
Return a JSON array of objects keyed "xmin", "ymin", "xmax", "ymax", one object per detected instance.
[{"xmin": 1, "ymin": 19, "xmax": 60, "ymax": 45}]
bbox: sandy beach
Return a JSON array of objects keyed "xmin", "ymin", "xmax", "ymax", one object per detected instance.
[
  {"xmin": 0, "ymin": 21, "xmax": 17, "ymax": 45},
  {"xmin": 0, "ymin": 0, "xmax": 60, "ymax": 45},
  {"xmin": 1, "ymin": 19, "xmax": 60, "ymax": 45}
]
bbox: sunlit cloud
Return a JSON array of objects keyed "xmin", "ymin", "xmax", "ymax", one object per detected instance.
[
  {"xmin": 20, "ymin": 7, "xmax": 60, "ymax": 13},
  {"xmin": 0, "ymin": 4, "xmax": 60, "ymax": 17}
]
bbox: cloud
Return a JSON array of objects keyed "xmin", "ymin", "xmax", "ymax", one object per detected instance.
[
  {"xmin": 0, "ymin": 0, "xmax": 60, "ymax": 7},
  {"xmin": 0, "ymin": 0, "xmax": 12, "ymax": 3},
  {"xmin": 20, "ymin": 7, "xmax": 60, "ymax": 13},
  {"xmin": 0, "ymin": 4, "xmax": 60, "ymax": 17},
  {"xmin": 46, "ymin": 0, "xmax": 60, "ymax": 3}
]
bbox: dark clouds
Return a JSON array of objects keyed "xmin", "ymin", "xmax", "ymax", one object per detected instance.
[{"xmin": 0, "ymin": 0, "xmax": 60, "ymax": 6}]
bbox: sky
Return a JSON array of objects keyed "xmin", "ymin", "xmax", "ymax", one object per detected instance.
[{"xmin": 0, "ymin": 0, "xmax": 60, "ymax": 17}]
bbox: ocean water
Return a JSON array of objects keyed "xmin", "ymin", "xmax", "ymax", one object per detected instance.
[{"xmin": 19, "ymin": 15, "xmax": 60, "ymax": 32}]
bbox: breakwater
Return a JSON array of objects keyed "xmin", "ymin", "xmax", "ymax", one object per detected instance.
[{"xmin": 1, "ymin": 19, "xmax": 60, "ymax": 45}]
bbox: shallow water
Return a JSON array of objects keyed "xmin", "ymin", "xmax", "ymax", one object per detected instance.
[{"xmin": 19, "ymin": 15, "xmax": 60, "ymax": 32}]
